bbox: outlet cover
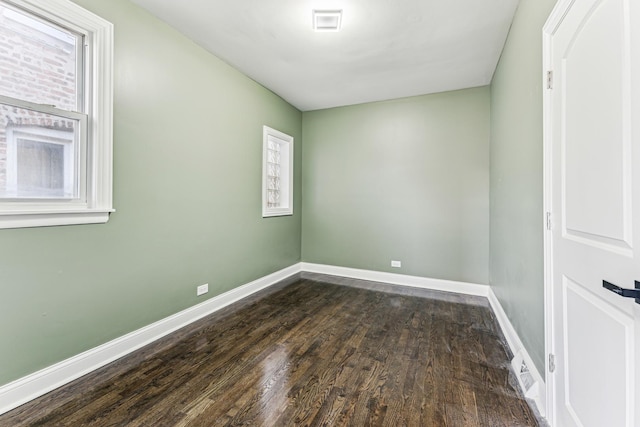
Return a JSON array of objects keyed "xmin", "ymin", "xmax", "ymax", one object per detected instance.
[
  {"xmin": 391, "ymin": 260, "xmax": 402, "ymax": 268},
  {"xmin": 197, "ymin": 283, "xmax": 209, "ymax": 296}
]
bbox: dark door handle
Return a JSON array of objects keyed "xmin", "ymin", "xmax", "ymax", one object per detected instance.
[{"xmin": 602, "ymin": 280, "xmax": 640, "ymax": 304}]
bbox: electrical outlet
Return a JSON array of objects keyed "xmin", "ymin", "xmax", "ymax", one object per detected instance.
[
  {"xmin": 391, "ymin": 260, "xmax": 402, "ymax": 268},
  {"xmin": 197, "ymin": 283, "xmax": 209, "ymax": 296}
]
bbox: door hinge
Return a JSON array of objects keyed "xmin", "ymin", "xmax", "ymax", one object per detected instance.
[
  {"xmin": 546, "ymin": 70, "xmax": 553, "ymax": 89},
  {"xmin": 546, "ymin": 212, "xmax": 552, "ymax": 231},
  {"xmin": 549, "ymin": 354, "xmax": 556, "ymax": 373}
]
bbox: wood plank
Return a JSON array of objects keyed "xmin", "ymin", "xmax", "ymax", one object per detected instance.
[{"xmin": 0, "ymin": 277, "xmax": 542, "ymax": 426}]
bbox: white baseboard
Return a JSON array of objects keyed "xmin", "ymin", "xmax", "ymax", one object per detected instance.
[
  {"xmin": 301, "ymin": 263, "xmax": 490, "ymax": 297},
  {"xmin": 0, "ymin": 263, "xmax": 301, "ymax": 416},
  {"xmin": 0, "ymin": 262, "xmax": 545, "ymax": 420},
  {"xmin": 487, "ymin": 288, "xmax": 546, "ymax": 417},
  {"xmin": 304, "ymin": 263, "xmax": 546, "ymax": 417}
]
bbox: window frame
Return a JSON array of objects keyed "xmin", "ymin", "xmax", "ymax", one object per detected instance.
[
  {"xmin": 0, "ymin": 0, "xmax": 113, "ymax": 229},
  {"xmin": 262, "ymin": 126, "xmax": 294, "ymax": 218}
]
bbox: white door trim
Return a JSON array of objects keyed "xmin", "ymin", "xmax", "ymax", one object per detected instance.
[{"xmin": 542, "ymin": 2, "xmax": 572, "ymax": 425}]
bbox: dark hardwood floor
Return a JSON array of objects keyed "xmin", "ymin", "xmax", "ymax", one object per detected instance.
[{"xmin": 0, "ymin": 274, "xmax": 542, "ymax": 426}]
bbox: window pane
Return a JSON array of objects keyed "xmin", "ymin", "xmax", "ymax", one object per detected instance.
[
  {"xmin": 0, "ymin": 103, "xmax": 78, "ymax": 199},
  {"xmin": 0, "ymin": 2, "xmax": 81, "ymax": 111},
  {"xmin": 17, "ymin": 139, "xmax": 65, "ymax": 197},
  {"xmin": 262, "ymin": 126, "xmax": 293, "ymax": 217}
]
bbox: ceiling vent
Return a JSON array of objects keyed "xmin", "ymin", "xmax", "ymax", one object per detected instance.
[{"xmin": 312, "ymin": 10, "xmax": 342, "ymax": 32}]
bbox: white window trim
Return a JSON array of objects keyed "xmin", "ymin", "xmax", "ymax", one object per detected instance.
[
  {"xmin": 0, "ymin": 0, "xmax": 113, "ymax": 229},
  {"xmin": 262, "ymin": 126, "xmax": 293, "ymax": 217}
]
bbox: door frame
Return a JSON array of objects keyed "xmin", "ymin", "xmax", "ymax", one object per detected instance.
[{"xmin": 542, "ymin": 0, "xmax": 575, "ymax": 425}]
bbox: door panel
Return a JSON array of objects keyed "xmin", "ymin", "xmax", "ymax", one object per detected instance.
[
  {"xmin": 563, "ymin": 276, "xmax": 633, "ymax": 427},
  {"xmin": 546, "ymin": 0, "xmax": 640, "ymax": 426},
  {"xmin": 562, "ymin": 0, "xmax": 631, "ymax": 250}
]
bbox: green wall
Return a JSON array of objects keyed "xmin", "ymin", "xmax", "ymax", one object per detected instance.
[
  {"xmin": 0, "ymin": 0, "xmax": 302, "ymax": 386},
  {"xmin": 302, "ymin": 87, "xmax": 490, "ymax": 285},
  {"xmin": 489, "ymin": 0, "xmax": 557, "ymax": 373},
  {"xmin": 0, "ymin": 0, "xmax": 560, "ymax": 390}
]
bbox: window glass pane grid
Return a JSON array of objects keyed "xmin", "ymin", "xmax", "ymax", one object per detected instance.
[
  {"xmin": 266, "ymin": 139, "xmax": 282, "ymax": 208},
  {"xmin": 263, "ymin": 126, "xmax": 292, "ymax": 217}
]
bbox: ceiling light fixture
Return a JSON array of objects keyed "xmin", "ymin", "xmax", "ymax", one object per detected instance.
[{"xmin": 312, "ymin": 10, "xmax": 342, "ymax": 32}]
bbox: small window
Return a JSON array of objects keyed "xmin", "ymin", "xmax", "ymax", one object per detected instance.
[
  {"xmin": 262, "ymin": 126, "xmax": 293, "ymax": 217},
  {"xmin": 6, "ymin": 123, "xmax": 77, "ymax": 198},
  {"xmin": 0, "ymin": 0, "xmax": 113, "ymax": 228}
]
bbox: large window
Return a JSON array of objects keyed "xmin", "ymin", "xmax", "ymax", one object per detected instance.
[
  {"xmin": 262, "ymin": 126, "xmax": 293, "ymax": 217},
  {"xmin": 0, "ymin": 0, "xmax": 113, "ymax": 228}
]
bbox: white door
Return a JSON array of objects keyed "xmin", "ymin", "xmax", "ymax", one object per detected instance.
[{"xmin": 545, "ymin": 0, "xmax": 640, "ymax": 426}]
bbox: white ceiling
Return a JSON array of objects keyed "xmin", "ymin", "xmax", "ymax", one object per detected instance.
[{"xmin": 128, "ymin": 0, "xmax": 520, "ymax": 111}]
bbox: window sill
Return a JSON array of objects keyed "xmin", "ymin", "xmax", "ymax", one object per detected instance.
[
  {"xmin": 262, "ymin": 209, "xmax": 293, "ymax": 218},
  {"xmin": 0, "ymin": 209, "xmax": 115, "ymax": 229}
]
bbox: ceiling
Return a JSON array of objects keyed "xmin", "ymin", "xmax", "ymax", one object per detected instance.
[{"xmin": 128, "ymin": 0, "xmax": 520, "ymax": 111}]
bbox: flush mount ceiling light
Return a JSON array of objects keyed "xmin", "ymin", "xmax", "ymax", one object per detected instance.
[{"xmin": 312, "ymin": 9, "xmax": 342, "ymax": 32}]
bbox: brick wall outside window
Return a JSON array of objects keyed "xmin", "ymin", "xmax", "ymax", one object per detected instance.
[{"xmin": 0, "ymin": 4, "xmax": 77, "ymax": 192}]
